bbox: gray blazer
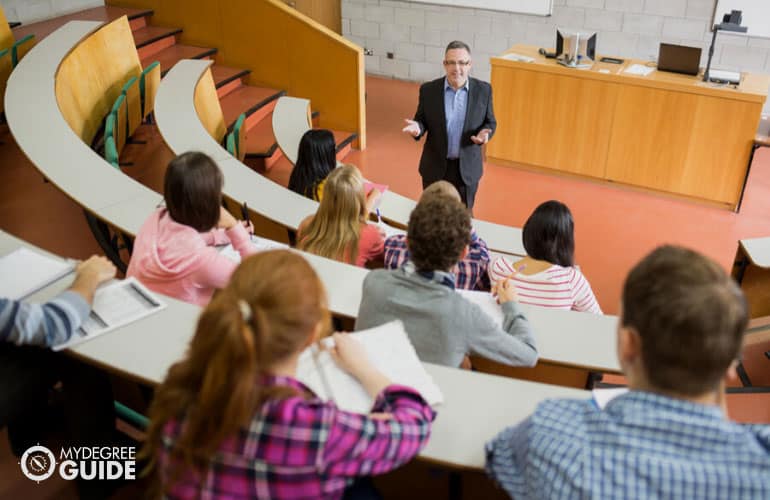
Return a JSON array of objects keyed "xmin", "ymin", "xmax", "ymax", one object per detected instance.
[
  {"xmin": 413, "ymin": 77, "xmax": 497, "ymax": 186},
  {"xmin": 355, "ymin": 268, "xmax": 537, "ymax": 368}
]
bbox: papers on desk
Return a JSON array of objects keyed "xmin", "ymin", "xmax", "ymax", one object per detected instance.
[
  {"xmin": 219, "ymin": 235, "xmax": 290, "ymax": 263},
  {"xmin": 372, "ymin": 221, "xmax": 405, "ymax": 239},
  {"xmin": 501, "ymin": 52, "xmax": 535, "ymax": 63},
  {"xmin": 365, "ymin": 181, "xmax": 388, "ymax": 211},
  {"xmin": 624, "ymin": 64, "xmax": 654, "ymax": 76},
  {"xmin": 0, "ymin": 247, "xmax": 75, "ymax": 300},
  {"xmin": 458, "ymin": 289, "xmax": 504, "ymax": 323},
  {"xmin": 592, "ymin": 387, "xmax": 628, "ymax": 409},
  {"xmin": 53, "ymin": 277, "xmax": 165, "ymax": 351},
  {"xmin": 295, "ymin": 320, "xmax": 444, "ymax": 414}
]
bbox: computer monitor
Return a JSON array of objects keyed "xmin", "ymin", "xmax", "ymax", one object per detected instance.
[{"xmin": 555, "ymin": 29, "xmax": 596, "ymax": 68}]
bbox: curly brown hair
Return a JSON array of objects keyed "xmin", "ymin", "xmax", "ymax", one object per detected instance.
[{"xmin": 407, "ymin": 194, "xmax": 471, "ymax": 272}]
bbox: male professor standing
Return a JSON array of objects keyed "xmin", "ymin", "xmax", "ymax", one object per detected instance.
[{"xmin": 402, "ymin": 40, "xmax": 496, "ymax": 210}]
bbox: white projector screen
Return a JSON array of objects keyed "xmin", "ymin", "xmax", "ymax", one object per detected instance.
[
  {"xmin": 715, "ymin": 0, "xmax": 770, "ymax": 39},
  {"xmin": 411, "ymin": 0, "xmax": 552, "ymax": 16}
]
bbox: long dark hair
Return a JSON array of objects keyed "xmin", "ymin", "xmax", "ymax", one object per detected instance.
[
  {"xmin": 164, "ymin": 152, "xmax": 224, "ymax": 232},
  {"xmin": 522, "ymin": 200, "xmax": 575, "ymax": 267},
  {"xmin": 288, "ymin": 129, "xmax": 336, "ymax": 200}
]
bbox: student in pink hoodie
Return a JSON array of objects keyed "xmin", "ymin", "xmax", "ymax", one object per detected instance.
[{"xmin": 127, "ymin": 152, "xmax": 256, "ymax": 305}]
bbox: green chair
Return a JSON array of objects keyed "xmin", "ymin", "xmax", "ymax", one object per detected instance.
[
  {"xmin": 10, "ymin": 33, "xmax": 33, "ymax": 67},
  {"xmin": 114, "ymin": 401, "xmax": 149, "ymax": 430},
  {"xmin": 104, "ymin": 135, "xmax": 120, "ymax": 169},
  {"xmin": 110, "ymin": 94, "xmax": 127, "ymax": 154},
  {"xmin": 139, "ymin": 61, "xmax": 161, "ymax": 122},
  {"xmin": 232, "ymin": 113, "xmax": 246, "ymax": 161},
  {"xmin": 121, "ymin": 76, "xmax": 142, "ymax": 139},
  {"xmin": 226, "ymin": 131, "xmax": 237, "ymax": 158}
]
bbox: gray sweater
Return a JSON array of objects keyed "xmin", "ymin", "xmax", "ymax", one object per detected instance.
[{"xmin": 355, "ymin": 267, "xmax": 538, "ymax": 368}]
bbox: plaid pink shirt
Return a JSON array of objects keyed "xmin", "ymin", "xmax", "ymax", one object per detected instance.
[{"xmin": 158, "ymin": 376, "xmax": 435, "ymax": 499}]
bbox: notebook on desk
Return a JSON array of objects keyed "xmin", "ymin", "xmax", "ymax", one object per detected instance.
[
  {"xmin": 295, "ymin": 320, "xmax": 443, "ymax": 414},
  {"xmin": 0, "ymin": 247, "xmax": 75, "ymax": 300}
]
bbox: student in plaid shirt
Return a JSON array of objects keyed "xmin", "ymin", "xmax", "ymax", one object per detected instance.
[
  {"xmin": 486, "ymin": 246, "xmax": 770, "ymax": 499},
  {"xmin": 384, "ymin": 181, "xmax": 490, "ymax": 291},
  {"xmin": 143, "ymin": 250, "xmax": 434, "ymax": 499}
]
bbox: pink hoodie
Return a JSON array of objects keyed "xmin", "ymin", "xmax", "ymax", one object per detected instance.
[{"xmin": 127, "ymin": 209, "xmax": 256, "ymax": 305}]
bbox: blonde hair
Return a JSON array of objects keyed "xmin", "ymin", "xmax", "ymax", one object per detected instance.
[
  {"xmin": 297, "ymin": 164, "xmax": 367, "ymax": 264},
  {"xmin": 142, "ymin": 251, "xmax": 330, "ymax": 494}
]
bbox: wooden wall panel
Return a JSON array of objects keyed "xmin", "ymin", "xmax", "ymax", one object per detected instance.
[
  {"xmin": 55, "ymin": 17, "xmax": 142, "ymax": 143},
  {"xmin": 106, "ymin": 0, "xmax": 365, "ymax": 148},
  {"xmin": 0, "ymin": 6, "xmax": 14, "ymax": 51},
  {"xmin": 488, "ymin": 66, "xmax": 616, "ymax": 179},
  {"xmin": 194, "ymin": 68, "xmax": 227, "ymax": 142},
  {"xmin": 606, "ymin": 86, "xmax": 760, "ymax": 204}
]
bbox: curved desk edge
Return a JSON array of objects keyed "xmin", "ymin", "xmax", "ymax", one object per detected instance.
[{"xmin": 5, "ymin": 20, "xmax": 162, "ymax": 236}]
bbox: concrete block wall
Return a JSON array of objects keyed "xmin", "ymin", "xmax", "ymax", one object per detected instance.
[
  {"xmin": 343, "ymin": 0, "xmax": 770, "ymax": 112},
  {"xmin": 1, "ymin": 0, "xmax": 103, "ymax": 24}
]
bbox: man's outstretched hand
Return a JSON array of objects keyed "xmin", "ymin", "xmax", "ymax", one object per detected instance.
[{"xmin": 402, "ymin": 119, "xmax": 421, "ymax": 138}]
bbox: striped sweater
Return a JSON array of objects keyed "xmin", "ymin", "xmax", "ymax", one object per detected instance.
[
  {"xmin": 0, "ymin": 291, "xmax": 90, "ymax": 347},
  {"xmin": 488, "ymin": 256, "xmax": 602, "ymax": 314}
]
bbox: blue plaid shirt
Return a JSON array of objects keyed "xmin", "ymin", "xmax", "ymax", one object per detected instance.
[
  {"xmin": 383, "ymin": 229, "xmax": 490, "ymax": 291},
  {"xmin": 486, "ymin": 391, "xmax": 770, "ymax": 499}
]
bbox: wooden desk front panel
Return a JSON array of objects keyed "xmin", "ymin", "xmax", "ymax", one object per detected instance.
[
  {"xmin": 606, "ymin": 84, "xmax": 760, "ymax": 205},
  {"xmin": 489, "ymin": 65, "xmax": 617, "ymax": 179}
]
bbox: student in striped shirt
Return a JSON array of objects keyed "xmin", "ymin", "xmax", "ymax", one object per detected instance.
[
  {"xmin": 144, "ymin": 250, "xmax": 434, "ymax": 499},
  {"xmin": 488, "ymin": 200, "xmax": 601, "ymax": 313},
  {"xmin": 486, "ymin": 245, "xmax": 770, "ymax": 499}
]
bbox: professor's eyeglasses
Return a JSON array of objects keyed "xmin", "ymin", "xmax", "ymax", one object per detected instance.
[{"xmin": 443, "ymin": 60, "xmax": 471, "ymax": 67}]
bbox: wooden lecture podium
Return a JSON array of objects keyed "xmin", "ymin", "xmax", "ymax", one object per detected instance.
[{"xmin": 489, "ymin": 44, "xmax": 770, "ymax": 210}]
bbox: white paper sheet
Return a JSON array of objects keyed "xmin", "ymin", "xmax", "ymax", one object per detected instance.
[
  {"xmin": 0, "ymin": 247, "xmax": 75, "ymax": 299},
  {"xmin": 624, "ymin": 64, "xmax": 654, "ymax": 76},
  {"xmin": 53, "ymin": 278, "xmax": 166, "ymax": 351},
  {"xmin": 219, "ymin": 236, "xmax": 290, "ymax": 263},
  {"xmin": 296, "ymin": 320, "xmax": 444, "ymax": 414},
  {"xmin": 592, "ymin": 387, "xmax": 628, "ymax": 409}
]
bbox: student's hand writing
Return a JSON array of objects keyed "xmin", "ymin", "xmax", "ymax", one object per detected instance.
[
  {"xmin": 402, "ymin": 119, "xmax": 421, "ymax": 137},
  {"xmin": 365, "ymin": 188, "xmax": 382, "ymax": 214},
  {"xmin": 327, "ymin": 332, "xmax": 370, "ymax": 378},
  {"xmin": 71, "ymin": 256, "xmax": 117, "ymax": 304},
  {"xmin": 217, "ymin": 206, "xmax": 238, "ymax": 230},
  {"xmin": 492, "ymin": 279, "xmax": 518, "ymax": 304},
  {"xmin": 242, "ymin": 219, "xmax": 255, "ymax": 235},
  {"xmin": 471, "ymin": 128, "xmax": 492, "ymax": 145},
  {"xmin": 76, "ymin": 256, "xmax": 117, "ymax": 285},
  {"xmin": 328, "ymin": 332, "xmax": 393, "ymax": 398}
]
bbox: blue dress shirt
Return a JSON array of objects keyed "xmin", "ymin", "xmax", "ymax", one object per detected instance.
[
  {"xmin": 486, "ymin": 390, "xmax": 770, "ymax": 499},
  {"xmin": 444, "ymin": 78, "xmax": 468, "ymax": 159}
]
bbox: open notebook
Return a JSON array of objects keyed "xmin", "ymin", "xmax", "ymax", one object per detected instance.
[
  {"xmin": 53, "ymin": 277, "xmax": 166, "ymax": 351},
  {"xmin": 295, "ymin": 320, "xmax": 443, "ymax": 414},
  {"xmin": 0, "ymin": 247, "xmax": 75, "ymax": 300},
  {"xmin": 458, "ymin": 289, "xmax": 505, "ymax": 323},
  {"xmin": 219, "ymin": 235, "xmax": 289, "ymax": 263}
]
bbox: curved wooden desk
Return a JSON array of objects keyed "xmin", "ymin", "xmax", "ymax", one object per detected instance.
[
  {"xmin": 155, "ymin": 58, "xmax": 525, "ymax": 256},
  {"xmin": 1, "ymin": 228, "xmax": 586, "ymax": 470}
]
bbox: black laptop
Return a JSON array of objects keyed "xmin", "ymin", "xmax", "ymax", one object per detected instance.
[{"xmin": 657, "ymin": 43, "xmax": 702, "ymax": 76}]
